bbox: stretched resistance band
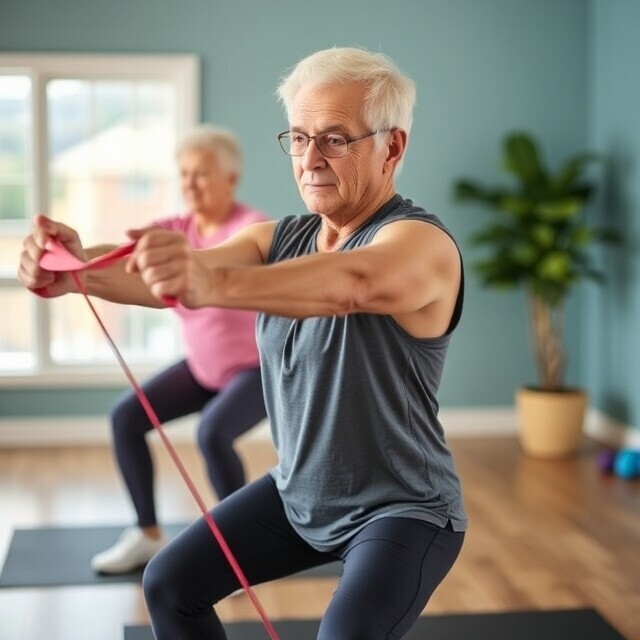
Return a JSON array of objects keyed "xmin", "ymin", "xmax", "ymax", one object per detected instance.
[{"xmin": 38, "ymin": 238, "xmax": 280, "ymax": 640}]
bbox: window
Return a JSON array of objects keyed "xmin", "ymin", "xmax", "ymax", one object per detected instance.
[{"xmin": 0, "ymin": 54, "xmax": 199, "ymax": 384}]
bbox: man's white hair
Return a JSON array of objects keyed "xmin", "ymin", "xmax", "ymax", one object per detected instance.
[
  {"xmin": 277, "ymin": 46, "xmax": 416, "ymax": 137},
  {"xmin": 176, "ymin": 125, "xmax": 243, "ymax": 179}
]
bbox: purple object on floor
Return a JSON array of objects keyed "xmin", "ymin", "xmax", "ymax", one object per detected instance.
[{"xmin": 596, "ymin": 449, "xmax": 617, "ymax": 474}]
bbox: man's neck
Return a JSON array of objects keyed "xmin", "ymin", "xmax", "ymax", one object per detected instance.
[{"xmin": 317, "ymin": 188, "xmax": 396, "ymax": 252}]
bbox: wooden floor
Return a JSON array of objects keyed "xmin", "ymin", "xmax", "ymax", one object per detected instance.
[{"xmin": 0, "ymin": 432, "xmax": 638, "ymax": 640}]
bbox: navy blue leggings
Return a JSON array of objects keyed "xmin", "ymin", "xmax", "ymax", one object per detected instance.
[
  {"xmin": 110, "ymin": 360, "xmax": 266, "ymax": 527},
  {"xmin": 143, "ymin": 474, "xmax": 465, "ymax": 639}
]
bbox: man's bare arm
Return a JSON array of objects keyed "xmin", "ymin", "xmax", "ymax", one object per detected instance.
[{"xmin": 136, "ymin": 220, "xmax": 461, "ymax": 337}]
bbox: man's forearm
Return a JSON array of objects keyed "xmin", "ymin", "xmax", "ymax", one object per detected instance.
[{"xmin": 205, "ymin": 252, "xmax": 366, "ymax": 319}]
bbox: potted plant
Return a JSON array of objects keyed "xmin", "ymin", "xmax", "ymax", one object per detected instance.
[{"xmin": 453, "ymin": 131, "xmax": 617, "ymax": 457}]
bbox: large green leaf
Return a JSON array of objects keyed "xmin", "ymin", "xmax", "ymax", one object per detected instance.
[
  {"xmin": 534, "ymin": 197, "xmax": 585, "ymax": 221},
  {"xmin": 530, "ymin": 224, "xmax": 555, "ymax": 248},
  {"xmin": 501, "ymin": 133, "xmax": 547, "ymax": 191},
  {"xmin": 570, "ymin": 225, "xmax": 594, "ymax": 246},
  {"xmin": 536, "ymin": 251, "xmax": 572, "ymax": 282},
  {"xmin": 454, "ymin": 179, "xmax": 505, "ymax": 206},
  {"xmin": 497, "ymin": 195, "xmax": 534, "ymax": 216},
  {"xmin": 471, "ymin": 223, "xmax": 518, "ymax": 245},
  {"xmin": 509, "ymin": 242, "xmax": 539, "ymax": 266},
  {"xmin": 549, "ymin": 153, "xmax": 601, "ymax": 194}
]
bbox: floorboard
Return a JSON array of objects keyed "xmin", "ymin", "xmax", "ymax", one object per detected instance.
[{"xmin": 0, "ymin": 433, "xmax": 638, "ymax": 640}]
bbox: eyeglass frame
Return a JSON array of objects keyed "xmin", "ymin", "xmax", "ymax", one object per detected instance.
[{"xmin": 277, "ymin": 128, "xmax": 394, "ymax": 158}]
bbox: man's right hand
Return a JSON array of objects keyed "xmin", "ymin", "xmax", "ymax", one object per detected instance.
[{"xmin": 17, "ymin": 214, "xmax": 87, "ymax": 298}]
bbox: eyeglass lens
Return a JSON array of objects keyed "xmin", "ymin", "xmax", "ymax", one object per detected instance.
[{"xmin": 285, "ymin": 133, "xmax": 349, "ymax": 157}]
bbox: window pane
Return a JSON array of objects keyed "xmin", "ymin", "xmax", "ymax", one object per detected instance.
[
  {"xmin": 48, "ymin": 79, "xmax": 178, "ymax": 243},
  {"xmin": 0, "ymin": 75, "xmax": 31, "ymax": 271},
  {"xmin": 0, "ymin": 183, "xmax": 27, "ymax": 220},
  {"xmin": 0, "ymin": 287, "xmax": 34, "ymax": 371},
  {"xmin": 49, "ymin": 295, "xmax": 179, "ymax": 366},
  {"xmin": 47, "ymin": 78, "xmax": 181, "ymax": 366}
]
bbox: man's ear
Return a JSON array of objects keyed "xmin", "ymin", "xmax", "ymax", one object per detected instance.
[{"xmin": 383, "ymin": 129, "xmax": 407, "ymax": 174}]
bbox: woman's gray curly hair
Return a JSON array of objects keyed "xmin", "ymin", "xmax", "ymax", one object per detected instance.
[{"xmin": 176, "ymin": 125, "xmax": 243, "ymax": 179}]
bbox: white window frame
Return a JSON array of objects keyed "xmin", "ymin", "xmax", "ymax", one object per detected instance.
[{"xmin": 0, "ymin": 53, "xmax": 200, "ymax": 388}]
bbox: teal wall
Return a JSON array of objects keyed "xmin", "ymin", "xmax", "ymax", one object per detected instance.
[
  {"xmin": 584, "ymin": 0, "xmax": 640, "ymax": 430},
  {"xmin": 2, "ymin": 0, "xmax": 631, "ymax": 424}
]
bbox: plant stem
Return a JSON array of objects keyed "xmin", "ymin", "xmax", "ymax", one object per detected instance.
[{"xmin": 527, "ymin": 291, "xmax": 566, "ymax": 390}]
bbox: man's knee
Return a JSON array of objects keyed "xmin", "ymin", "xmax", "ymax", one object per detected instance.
[
  {"xmin": 142, "ymin": 552, "xmax": 185, "ymax": 612},
  {"xmin": 142, "ymin": 554, "xmax": 166, "ymax": 608}
]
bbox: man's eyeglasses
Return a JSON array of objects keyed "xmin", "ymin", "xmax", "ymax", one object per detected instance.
[{"xmin": 277, "ymin": 129, "xmax": 393, "ymax": 159}]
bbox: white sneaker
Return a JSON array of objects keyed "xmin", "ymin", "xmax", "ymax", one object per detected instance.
[{"xmin": 91, "ymin": 526, "xmax": 166, "ymax": 574}]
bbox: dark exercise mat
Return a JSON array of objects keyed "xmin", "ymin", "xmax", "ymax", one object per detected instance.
[
  {"xmin": 0, "ymin": 524, "xmax": 341, "ymax": 588},
  {"xmin": 124, "ymin": 608, "xmax": 627, "ymax": 640}
]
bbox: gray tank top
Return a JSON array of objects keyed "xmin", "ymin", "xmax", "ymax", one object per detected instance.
[{"xmin": 257, "ymin": 195, "xmax": 467, "ymax": 552}]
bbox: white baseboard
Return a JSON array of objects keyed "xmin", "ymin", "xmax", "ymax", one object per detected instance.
[
  {"xmin": 0, "ymin": 415, "xmax": 273, "ymax": 447},
  {"xmin": 0, "ymin": 407, "xmax": 636, "ymax": 448},
  {"xmin": 585, "ymin": 409, "xmax": 640, "ymax": 448}
]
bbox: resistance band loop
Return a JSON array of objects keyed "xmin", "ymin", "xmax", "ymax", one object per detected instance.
[{"xmin": 40, "ymin": 239, "xmax": 279, "ymax": 640}]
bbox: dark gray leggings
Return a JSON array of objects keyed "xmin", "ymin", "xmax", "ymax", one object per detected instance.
[
  {"xmin": 110, "ymin": 361, "xmax": 266, "ymax": 527},
  {"xmin": 143, "ymin": 474, "xmax": 465, "ymax": 639}
]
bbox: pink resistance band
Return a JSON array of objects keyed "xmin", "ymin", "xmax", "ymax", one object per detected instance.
[{"xmin": 38, "ymin": 238, "xmax": 281, "ymax": 640}]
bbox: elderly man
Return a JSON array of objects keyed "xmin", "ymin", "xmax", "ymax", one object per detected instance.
[{"xmin": 19, "ymin": 47, "xmax": 466, "ymax": 639}]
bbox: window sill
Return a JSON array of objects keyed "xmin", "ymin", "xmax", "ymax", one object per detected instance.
[{"xmin": 0, "ymin": 366, "xmax": 160, "ymax": 389}]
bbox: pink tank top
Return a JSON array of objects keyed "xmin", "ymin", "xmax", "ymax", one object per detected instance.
[{"xmin": 154, "ymin": 203, "xmax": 269, "ymax": 390}]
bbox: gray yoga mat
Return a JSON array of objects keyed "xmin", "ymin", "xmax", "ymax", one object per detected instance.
[
  {"xmin": 124, "ymin": 608, "xmax": 627, "ymax": 640},
  {"xmin": 0, "ymin": 523, "xmax": 341, "ymax": 588}
]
